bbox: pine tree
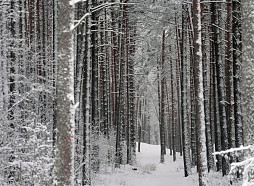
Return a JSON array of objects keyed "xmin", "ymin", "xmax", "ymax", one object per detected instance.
[
  {"xmin": 53, "ymin": 0, "xmax": 75, "ymax": 185},
  {"xmin": 181, "ymin": 1, "xmax": 192, "ymax": 176},
  {"xmin": 193, "ymin": 0, "xmax": 208, "ymax": 184}
]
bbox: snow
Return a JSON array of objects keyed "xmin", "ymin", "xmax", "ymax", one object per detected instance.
[
  {"xmin": 213, "ymin": 145, "xmax": 253, "ymax": 155},
  {"xmin": 94, "ymin": 143, "xmax": 198, "ymax": 186},
  {"xmin": 93, "ymin": 143, "xmax": 242, "ymax": 186},
  {"xmin": 71, "ymin": 13, "xmax": 90, "ymax": 31},
  {"xmin": 69, "ymin": 0, "xmax": 87, "ymax": 6}
]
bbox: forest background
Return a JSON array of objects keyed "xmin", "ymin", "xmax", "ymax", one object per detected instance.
[{"xmin": 0, "ymin": 0, "xmax": 254, "ymax": 185}]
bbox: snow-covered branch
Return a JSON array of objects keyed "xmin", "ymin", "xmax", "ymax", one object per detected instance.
[
  {"xmin": 230, "ymin": 158, "xmax": 254, "ymax": 186},
  {"xmin": 70, "ymin": 13, "xmax": 90, "ymax": 31},
  {"xmin": 231, "ymin": 158, "xmax": 254, "ymax": 168},
  {"xmin": 213, "ymin": 145, "xmax": 253, "ymax": 155},
  {"xmin": 91, "ymin": 2, "xmax": 136, "ymax": 13}
]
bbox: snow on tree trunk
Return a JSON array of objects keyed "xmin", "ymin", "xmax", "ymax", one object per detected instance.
[
  {"xmin": 225, "ymin": 0, "xmax": 236, "ymax": 152},
  {"xmin": 213, "ymin": 2, "xmax": 229, "ymax": 175},
  {"xmin": 201, "ymin": 0, "xmax": 214, "ymax": 172},
  {"xmin": 91, "ymin": 0, "xmax": 100, "ymax": 174},
  {"xmin": 233, "ymin": 0, "xmax": 243, "ymax": 150},
  {"xmin": 160, "ymin": 30, "xmax": 166, "ymax": 163},
  {"xmin": 53, "ymin": 1, "xmax": 75, "ymax": 185},
  {"xmin": 181, "ymin": 2, "xmax": 192, "ymax": 176},
  {"xmin": 192, "ymin": 0, "xmax": 208, "ymax": 185},
  {"xmin": 170, "ymin": 45, "xmax": 177, "ymax": 162}
]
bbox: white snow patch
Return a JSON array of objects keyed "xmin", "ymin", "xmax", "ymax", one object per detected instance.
[
  {"xmin": 93, "ymin": 143, "xmax": 242, "ymax": 186},
  {"xmin": 94, "ymin": 143, "xmax": 198, "ymax": 186}
]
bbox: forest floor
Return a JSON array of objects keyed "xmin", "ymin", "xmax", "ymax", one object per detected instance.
[{"xmin": 94, "ymin": 143, "xmax": 241, "ymax": 186}]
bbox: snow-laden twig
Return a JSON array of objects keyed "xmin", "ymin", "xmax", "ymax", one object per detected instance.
[
  {"xmin": 230, "ymin": 158, "xmax": 254, "ymax": 186},
  {"xmin": 231, "ymin": 158, "xmax": 254, "ymax": 169},
  {"xmin": 70, "ymin": 13, "xmax": 90, "ymax": 31},
  {"xmin": 213, "ymin": 145, "xmax": 253, "ymax": 155},
  {"xmin": 73, "ymin": 102, "xmax": 80, "ymax": 111},
  {"xmin": 91, "ymin": 2, "xmax": 136, "ymax": 13},
  {"xmin": 213, "ymin": 145, "xmax": 254, "ymax": 185}
]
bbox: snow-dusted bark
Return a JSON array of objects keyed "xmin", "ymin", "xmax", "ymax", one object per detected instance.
[
  {"xmin": 128, "ymin": 24, "xmax": 137, "ymax": 165},
  {"xmin": 225, "ymin": 0, "xmax": 236, "ymax": 152},
  {"xmin": 82, "ymin": 1, "xmax": 92, "ymax": 184},
  {"xmin": 91, "ymin": 0, "xmax": 100, "ymax": 174},
  {"xmin": 160, "ymin": 30, "xmax": 166, "ymax": 163},
  {"xmin": 188, "ymin": 9, "xmax": 197, "ymax": 166},
  {"xmin": 53, "ymin": 0, "xmax": 75, "ymax": 185},
  {"xmin": 170, "ymin": 45, "xmax": 177, "ymax": 162},
  {"xmin": 181, "ymin": 2, "xmax": 192, "ymax": 176},
  {"xmin": 233, "ymin": 0, "xmax": 243, "ymax": 150},
  {"xmin": 201, "ymin": 1, "xmax": 214, "ymax": 171},
  {"xmin": 192, "ymin": 0, "xmax": 208, "ymax": 185},
  {"xmin": 213, "ymin": 2, "xmax": 229, "ymax": 175}
]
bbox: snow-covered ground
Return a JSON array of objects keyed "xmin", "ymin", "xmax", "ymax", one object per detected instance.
[
  {"xmin": 94, "ymin": 143, "xmax": 242, "ymax": 186},
  {"xmin": 92, "ymin": 143, "xmax": 212, "ymax": 185}
]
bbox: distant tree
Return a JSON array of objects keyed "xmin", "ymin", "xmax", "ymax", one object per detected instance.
[{"xmin": 160, "ymin": 30, "xmax": 166, "ymax": 163}]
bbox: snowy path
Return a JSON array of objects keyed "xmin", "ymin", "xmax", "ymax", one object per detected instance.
[{"xmin": 94, "ymin": 143, "xmax": 198, "ymax": 186}]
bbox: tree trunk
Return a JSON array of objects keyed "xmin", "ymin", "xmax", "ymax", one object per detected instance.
[
  {"xmin": 193, "ymin": 0, "xmax": 208, "ymax": 185},
  {"xmin": 160, "ymin": 30, "xmax": 166, "ymax": 163},
  {"xmin": 181, "ymin": 2, "xmax": 192, "ymax": 176},
  {"xmin": 53, "ymin": 0, "xmax": 75, "ymax": 185},
  {"xmin": 213, "ymin": 2, "xmax": 229, "ymax": 175},
  {"xmin": 232, "ymin": 0, "xmax": 243, "ymax": 150}
]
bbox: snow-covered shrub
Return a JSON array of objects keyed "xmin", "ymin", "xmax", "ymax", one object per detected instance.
[
  {"xmin": 98, "ymin": 130, "xmax": 116, "ymax": 173},
  {"xmin": 141, "ymin": 163, "xmax": 156, "ymax": 174},
  {"xmin": 230, "ymin": 156, "xmax": 254, "ymax": 186},
  {"xmin": 214, "ymin": 145, "xmax": 254, "ymax": 186}
]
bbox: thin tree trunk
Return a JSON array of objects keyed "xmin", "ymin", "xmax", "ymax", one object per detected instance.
[
  {"xmin": 170, "ymin": 45, "xmax": 177, "ymax": 162},
  {"xmin": 160, "ymin": 30, "xmax": 166, "ymax": 163},
  {"xmin": 181, "ymin": 2, "xmax": 192, "ymax": 176}
]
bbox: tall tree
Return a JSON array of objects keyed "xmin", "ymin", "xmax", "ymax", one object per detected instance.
[
  {"xmin": 91, "ymin": 0, "xmax": 100, "ymax": 173},
  {"xmin": 53, "ymin": 0, "xmax": 75, "ymax": 185},
  {"xmin": 225, "ymin": 0, "xmax": 236, "ymax": 152},
  {"xmin": 160, "ymin": 30, "xmax": 166, "ymax": 163},
  {"xmin": 213, "ymin": 2, "xmax": 229, "ymax": 175},
  {"xmin": 193, "ymin": 0, "xmax": 208, "ymax": 185},
  {"xmin": 181, "ymin": 1, "xmax": 192, "ymax": 176},
  {"xmin": 201, "ymin": 0, "xmax": 213, "ymax": 171},
  {"xmin": 232, "ymin": 0, "xmax": 243, "ymax": 150}
]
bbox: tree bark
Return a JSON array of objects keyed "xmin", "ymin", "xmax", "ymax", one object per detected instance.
[
  {"xmin": 193, "ymin": 0, "xmax": 208, "ymax": 184},
  {"xmin": 53, "ymin": 0, "xmax": 75, "ymax": 185},
  {"xmin": 181, "ymin": 2, "xmax": 192, "ymax": 176}
]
